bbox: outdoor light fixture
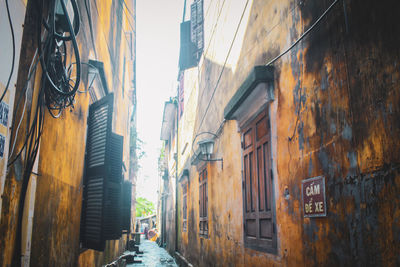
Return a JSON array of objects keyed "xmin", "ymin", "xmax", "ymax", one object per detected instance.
[
  {"xmin": 85, "ymin": 60, "xmax": 109, "ymax": 102},
  {"xmin": 87, "ymin": 64, "xmax": 98, "ymax": 89},
  {"xmin": 191, "ymin": 132, "xmax": 223, "ymax": 168},
  {"xmin": 198, "ymin": 139, "xmax": 214, "ymax": 160}
]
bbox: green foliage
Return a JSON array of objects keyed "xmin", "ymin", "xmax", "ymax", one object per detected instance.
[
  {"xmin": 135, "ymin": 197, "xmax": 155, "ymax": 217},
  {"xmin": 158, "ymin": 143, "xmax": 166, "ymax": 177},
  {"xmin": 129, "ymin": 125, "xmax": 146, "ymax": 172}
]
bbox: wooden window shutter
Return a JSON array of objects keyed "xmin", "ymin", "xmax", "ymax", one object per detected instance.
[
  {"xmin": 179, "ymin": 21, "xmax": 197, "ymax": 70},
  {"xmin": 190, "ymin": 0, "xmax": 204, "ymax": 60},
  {"xmin": 103, "ymin": 133, "xmax": 123, "ymax": 240},
  {"xmin": 241, "ymin": 110, "xmax": 276, "ymax": 252},
  {"xmin": 80, "ymin": 93, "xmax": 124, "ymax": 251},
  {"xmin": 121, "ymin": 180, "xmax": 132, "ymax": 231},
  {"xmin": 190, "ymin": 2, "xmax": 197, "ymax": 43},
  {"xmin": 199, "ymin": 168, "xmax": 208, "ymax": 237}
]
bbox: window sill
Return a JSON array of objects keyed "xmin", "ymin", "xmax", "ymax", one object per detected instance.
[{"xmin": 244, "ymin": 241, "xmax": 277, "ymax": 255}]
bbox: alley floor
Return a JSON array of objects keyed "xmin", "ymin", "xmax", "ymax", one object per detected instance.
[{"xmin": 125, "ymin": 240, "xmax": 178, "ymax": 267}]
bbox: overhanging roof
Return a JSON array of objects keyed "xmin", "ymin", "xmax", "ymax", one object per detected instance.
[
  {"xmin": 178, "ymin": 169, "xmax": 189, "ymax": 183},
  {"xmin": 160, "ymin": 101, "xmax": 177, "ymax": 141},
  {"xmin": 88, "ymin": 59, "xmax": 109, "ymax": 95},
  {"xmin": 224, "ymin": 66, "xmax": 274, "ymax": 121}
]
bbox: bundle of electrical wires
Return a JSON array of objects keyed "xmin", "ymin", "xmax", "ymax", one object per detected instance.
[
  {"xmin": 9, "ymin": 0, "xmax": 81, "ymax": 264},
  {"xmin": 38, "ymin": 0, "xmax": 81, "ymax": 118},
  {"xmin": 8, "ymin": 0, "xmax": 82, "ymax": 169}
]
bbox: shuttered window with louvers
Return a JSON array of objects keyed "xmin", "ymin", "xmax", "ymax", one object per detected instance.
[
  {"xmin": 80, "ymin": 94, "xmax": 125, "ymax": 251},
  {"xmin": 121, "ymin": 180, "xmax": 132, "ymax": 231},
  {"xmin": 103, "ymin": 133, "xmax": 123, "ymax": 240}
]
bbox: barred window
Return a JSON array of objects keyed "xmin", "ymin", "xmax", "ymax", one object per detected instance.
[
  {"xmin": 199, "ymin": 168, "xmax": 208, "ymax": 237},
  {"xmin": 182, "ymin": 182, "xmax": 188, "ymax": 232}
]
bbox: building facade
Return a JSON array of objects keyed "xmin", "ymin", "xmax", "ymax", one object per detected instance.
[
  {"xmin": 0, "ymin": 0, "xmax": 137, "ymax": 266},
  {"xmin": 159, "ymin": 0, "xmax": 400, "ymax": 266}
]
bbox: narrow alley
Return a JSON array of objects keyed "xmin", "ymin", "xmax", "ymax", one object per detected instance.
[
  {"xmin": 127, "ymin": 240, "xmax": 178, "ymax": 267},
  {"xmin": 105, "ymin": 237, "xmax": 178, "ymax": 267},
  {"xmin": 1, "ymin": 0, "xmax": 400, "ymax": 266}
]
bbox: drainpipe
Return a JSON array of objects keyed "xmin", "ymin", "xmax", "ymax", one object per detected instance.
[{"xmin": 174, "ymin": 96, "xmax": 179, "ymax": 253}]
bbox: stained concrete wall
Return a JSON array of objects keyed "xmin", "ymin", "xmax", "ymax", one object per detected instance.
[
  {"xmin": 0, "ymin": 0, "xmax": 136, "ymax": 266},
  {"xmin": 0, "ymin": 0, "xmax": 27, "ymax": 225},
  {"xmin": 171, "ymin": 0, "xmax": 400, "ymax": 266}
]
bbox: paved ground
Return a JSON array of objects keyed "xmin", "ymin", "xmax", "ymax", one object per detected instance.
[{"xmin": 126, "ymin": 240, "xmax": 178, "ymax": 267}]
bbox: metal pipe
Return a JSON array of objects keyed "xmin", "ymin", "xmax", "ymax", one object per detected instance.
[{"xmin": 174, "ymin": 96, "xmax": 179, "ymax": 253}]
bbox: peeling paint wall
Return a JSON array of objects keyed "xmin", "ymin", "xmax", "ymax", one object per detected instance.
[
  {"xmin": 168, "ymin": 0, "xmax": 400, "ymax": 266},
  {"xmin": 0, "ymin": 0, "xmax": 136, "ymax": 266},
  {"xmin": 0, "ymin": 0, "xmax": 27, "ymax": 225}
]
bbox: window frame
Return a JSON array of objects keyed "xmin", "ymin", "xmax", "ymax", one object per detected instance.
[
  {"xmin": 241, "ymin": 109, "xmax": 277, "ymax": 253},
  {"xmin": 182, "ymin": 181, "xmax": 188, "ymax": 232},
  {"xmin": 80, "ymin": 93, "xmax": 125, "ymax": 251},
  {"xmin": 199, "ymin": 167, "xmax": 208, "ymax": 238}
]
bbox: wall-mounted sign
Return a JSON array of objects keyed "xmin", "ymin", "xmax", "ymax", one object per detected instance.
[
  {"xmin": 0, "ymin": 133, "xmax": 5, "ymax": 158},
  {"xmin": 302, "ymin": 176, "xmax": 327, "ymax": 217},
  {"xmin": 0, "ymin": 102, "xmax": 9, "ymax": 127}
]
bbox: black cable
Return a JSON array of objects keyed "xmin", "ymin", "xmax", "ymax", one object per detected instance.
[
  {"xmin": 119, "ymin": 0, "xmax": 135, "ymax": 33},
  {"xmin": 38, "ymin": 0, "xmax": 81, "ymax": 98},
  {"xmin": 182, "ymin": 0, "xmax": 187, "ymax": 22},
  {"xmin": 85, "ymin": 0, "xmax": 133, "ymax": 65},
  {"xmin": 120, "ymin": 0, "xmax": 135, "ymax": 21},
  {"xmin": 196, "ymin": 0, "xmax": 250, "ymax": 134},
  {"xmin": 7, "ymin": 61, "xmax": 45, "ymax": 167},
  {"xmin": 12, "ymin": 0, "xmax": 82, "ymax": 260},
  {"xmin": 0, "ymin": 0, "xmax": 16, "ymax": 104},
  {"xmin": 36, "ymin": 0, "xmax": 81, "ymax": 116},
  {"xmin": 8, "ymin": 54, "xmax": 40, "ymax": 160},
  {"xmin": 196, "ymin": 0, "xmax": 340, "ymax": 137},
  {"xmin": 197, "ymin": 0, "xmax": 226, "ymax": 109},
  {"xmin": 53, "ymin": 0, "xmax": 81, "ymax": 41},
  {"xmin": 265, "ymin": 0, "xmax": 339, "ymax": 66},
  {"xmin": 12, "ymin": 61, "xmax": 46, "ymax": 267},
  {"xmin": 84, "ymin": 0, "xmax": 98, "ymax": 57},
  {"xmin": 68, "ymin": 62, "xmax": 98, "ymax": 93}
]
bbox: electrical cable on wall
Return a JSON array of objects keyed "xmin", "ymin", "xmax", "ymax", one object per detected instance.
[
  {"xmin": 196, "ymin": 0, "xmax": 250, "ymax": 135},
  {"xmin": 120, "ymin": 0, "xmax": 135, "ymax": 20},
  {"xmin": 0, "ymin": 0, "xmax": 16, "ymax": 104},
  {"xmin": 8, "ymin": 51, "xmax": 40, "ymax": 160},
  {"xmin": 118, "ymin": 0, "xmax": 135, "ymax": 33},
  {"xmin": 265, "ymin": 0, "xmax": 339, "ymax": 67},
  {"xmin": 84, "ymin": 0, "xmax": 98, "ymax": 58},
  {"xmin": 91, "ymin": 0, "xmax": 131, "ymax": 89},
  {"xmin": 195, "ymin": 0, "xmax": 340, "ymax": 139},
  {"xmin": 38, "ymin": 0, "xmax": 81, "ymax": 118},
  {"xmin": 11, "ymin": 0, "xmax": 82, "ymax": 264}
]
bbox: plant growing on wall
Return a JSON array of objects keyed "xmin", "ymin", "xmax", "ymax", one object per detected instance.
[{"xmin": 158, "ymin": 144, "xmax": 166, "ymax": 177}]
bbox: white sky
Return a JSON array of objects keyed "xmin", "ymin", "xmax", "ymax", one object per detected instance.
[{"xmin": 136, "ymin": 1, "xmax": 182, "ymax": 204}]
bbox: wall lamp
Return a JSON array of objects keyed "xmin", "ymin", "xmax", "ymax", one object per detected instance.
[
  {"xmin": 197, "ymin": 139, "xmax": 215, "ymax": 160},
  {"xmin": 191, "ymin": 132, "xmax": 223, "ymax": 168}
]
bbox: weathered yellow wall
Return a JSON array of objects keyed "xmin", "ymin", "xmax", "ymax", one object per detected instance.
[
  {"xmin": 173, "ymin": 0, "xmax": 400, "ymax": 266},
  {"xmin": 77, "ymin": 0, "xmax": 135, "ymax": 265},
  {"xmin": 0, "ymin": 1, "xmax": 43, "ymax": 265},
  {"xmin": 0, "ymin": 0, "xmax": 136, "ymax": 266},
  {"xmin": 0, "ymin": 0, "xmax": 27, "ymax": 230}
]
